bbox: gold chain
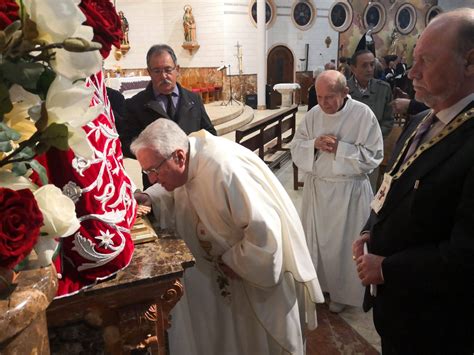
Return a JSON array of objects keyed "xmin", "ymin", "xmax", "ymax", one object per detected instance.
[{"xmin": 388, "ymin": 108, "xmax": 474, "ymax": 180}]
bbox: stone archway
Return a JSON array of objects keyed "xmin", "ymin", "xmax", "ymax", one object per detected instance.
[{"xmin": 267, "ymin": 45, "xmax": 294, "ymax": 108}]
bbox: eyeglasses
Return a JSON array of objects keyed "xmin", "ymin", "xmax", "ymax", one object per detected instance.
[
  {"xmin": 143, "ymin": 155, "xmax": 172, "ymax": 176},
  {"xmin": 149, "ymin": 66, "xmax": 176, "ymax": 75}
]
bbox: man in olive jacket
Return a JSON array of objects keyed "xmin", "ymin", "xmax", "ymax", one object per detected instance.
[{"xmin": 348, "ymin": 49, "xmax": 394, "ymax": 138}]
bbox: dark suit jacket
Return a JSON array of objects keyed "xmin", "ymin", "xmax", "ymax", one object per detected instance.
[
  {"xmin": 363, "ymin": 102, "xmax": 474, "ymax": 352},
  {"xmin": 118, "ymin": 82, "xmax": 216, "ymax": 159}
]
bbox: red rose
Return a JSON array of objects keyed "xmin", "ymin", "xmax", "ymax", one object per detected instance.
[
  {"xmin": 79, "ymin": 0, "xmax": 123, "ymax": 59},
  {"xmin": 0, "ymin": 188, "xmax": 43, "ymax": 269},
  {"xmin": 0, "ymin": 0, "xmax": 19, "ymax": 31}
]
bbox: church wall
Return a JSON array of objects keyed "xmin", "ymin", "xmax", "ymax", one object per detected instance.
[
  {"xmin": 438, "ymin": 0, "xmax": 473, "ymax": 11},
  {"xmin": 106, "ymin": 0, "xmax": 338, "ymax": 76},
  {"xmin": 338, "ymin": 0, "xmax": 440, "ymax": 65}
]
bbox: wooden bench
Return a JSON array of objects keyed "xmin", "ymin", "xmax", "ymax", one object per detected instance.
[{"xmin": 235, "ymin": 105, "xmax": 298, "ymax": 174}]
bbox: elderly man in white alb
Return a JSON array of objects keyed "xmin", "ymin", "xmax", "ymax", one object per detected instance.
[
  {"xmin": 291, "ymin": 70, "xmax": 383, "ymax": 313},
  {"xmin": 132, "ymin": 118, "xmax": 324, "ymax": 355}
]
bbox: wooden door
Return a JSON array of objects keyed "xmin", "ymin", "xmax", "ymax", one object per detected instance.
[{"xmin": 267, "ymin": 46, "xmax": 294, "ymax": 107}]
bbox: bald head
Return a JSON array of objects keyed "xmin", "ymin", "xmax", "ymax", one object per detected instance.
[
  {"xmin": 428, "ymin": 8, "xmax": 474, "ymax": 55},
  {"xmin": 316, "ymin": 70, "xmax": 349, "ymax": 114},
  {"xmin": 316, "ymin": 70, "xmax": 347, "ymax": 93},
  {"xmin": 408, "ymin": 8, "xmax": 474, "ymax": 112}
]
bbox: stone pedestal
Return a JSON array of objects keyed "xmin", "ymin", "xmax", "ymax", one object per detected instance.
[
  {"xmin": 273, "ymin": 83, "xmax": 301, "ymax": 107},
  {"xmin": 0, "ymin": 266, "xmax": 58, "ymax": 354}
]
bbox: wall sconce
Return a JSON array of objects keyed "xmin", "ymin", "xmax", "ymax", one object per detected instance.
[{"xmin": 325, "ymin": 36, "xmax": 332, "ymax": 48}]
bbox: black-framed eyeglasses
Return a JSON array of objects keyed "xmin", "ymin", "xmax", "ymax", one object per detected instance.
[
  {"xmin": 149, "ymin": 66, "xmax": 176, "ymax": 75},
  {"xmin": 143, "ymin": 155, "xmax": 172, "ymax": 176}
]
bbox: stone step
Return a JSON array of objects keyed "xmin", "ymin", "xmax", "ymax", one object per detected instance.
[
  {"xmin": 205, "ymin": 101, "xmax": 245, "ymax": 126},
  {"xmin": 213, "ymin": 104, "xmax": 254, "ymax": 136}
]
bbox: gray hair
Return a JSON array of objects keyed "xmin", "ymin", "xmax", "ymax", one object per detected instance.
[
  {"xmin": 313, "ymin": 66, "xmax": 324, "ymax": 78},
  {"xmin": 130, "ymin": 119, "xmax": 189, "ymax": 158},
  {"xmin": 146, "ymin": 44, "xmax": 178, "ymax": 68}
]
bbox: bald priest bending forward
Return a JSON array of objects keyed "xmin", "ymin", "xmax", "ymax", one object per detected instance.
[{"xmin": 132, "ymin": 118, "xmax": 324, "ymax": 355}]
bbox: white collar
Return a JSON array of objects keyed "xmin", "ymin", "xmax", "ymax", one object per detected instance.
[{"xmin": 437, "ymin": 93, "xmax": 474, "ymax": 125}]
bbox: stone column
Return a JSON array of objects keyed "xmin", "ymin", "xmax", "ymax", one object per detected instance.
[
  {"xmin": 0, "ymin": 266, "xmax": 58, "ymax": 354},
  {"xmin": 257, "ymin": 0, "xmax": 266, "ymax": 110}
]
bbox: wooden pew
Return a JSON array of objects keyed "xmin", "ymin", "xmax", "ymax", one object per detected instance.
[{"xmin": 235, "ymin": 105, "xmax": 298, "ymax": 173}]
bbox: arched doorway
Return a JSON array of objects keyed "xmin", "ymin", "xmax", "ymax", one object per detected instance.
[{"xmin": 267, "ymin": 45, "xmax": 294, "ymax": 108}]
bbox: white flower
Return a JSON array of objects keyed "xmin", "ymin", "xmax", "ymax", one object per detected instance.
[
  {"xmin": 23, "ymin": 0, "xmax": 102, "ymax": 81},
  {"xmin": 33, "ymin": 184, "xmax": 81, "ymax": 238},
  {"xmin": 33, "ymin": 237, "xmax": 60, "ymax": 268},
  {"xmin": 46, "ymin": 75, "xmax": 103, "ymax": 159},
  {"xmin": 0, "ymin": 170, "xmax": 37, "ymax": 191},
  {"xmin": 23, "ymin": 0, "xmax": 86, "ymax": 44}
]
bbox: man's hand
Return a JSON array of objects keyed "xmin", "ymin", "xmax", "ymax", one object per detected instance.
[
  {"xmin": 352, "ymin": 232, "xmax": 370, "ymax": 260},
  {"xmin": 134, "ymin": 192, "xmax": 152, "ymax": 207},
  {"xmin": 314, "ymin": 135, "xmax": 338, "ymax": 153},
  {"xmin": 390, "ymin": 98, "xmax": 410, "ymax": 115},
  {"xmin": 356, "ymin": 254, "xmax": 385, "ymax": 286}
]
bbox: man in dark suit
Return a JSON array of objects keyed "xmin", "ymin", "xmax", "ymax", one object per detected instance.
[
  {"xmin": 353, "ymin": 9, "xmax": 474, "ymax": 354},
  {"xmin": 118, "ymin": 44, "xmax": 216, "ymax": 187},
  {"xmin": 118, "ymin": 44, "xmax": 216, "ymax": 156}
]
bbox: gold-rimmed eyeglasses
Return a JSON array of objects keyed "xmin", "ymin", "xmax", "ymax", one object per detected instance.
[
  {"xmin": 143, "ymin": 155, "xmax": 172, "ymax": 176},
  {"xmin": 149, "ymin": 66, "xmax": 176, "ymax": 75}
]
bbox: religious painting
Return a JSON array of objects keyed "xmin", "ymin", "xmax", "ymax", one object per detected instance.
[
  {"xmin": 363, "ymin": 2, "xmax": 386, "ymax": 33},
  {"xmin": 425, "ymin": 5, "xmax": 442, "ymax": 26},
  {"xmin": 396, "ymin": 4, "xmax": 416, "ymax": 34},
  {"xmin": 292, "ymin": 1, "xmax": 316, "ymax": 30},
  {"xmin": 329, "ymin": 1, "xmax": 353, "ymax": 32}
]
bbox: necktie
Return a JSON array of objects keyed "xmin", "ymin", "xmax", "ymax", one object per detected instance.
[
  {"xmin": 166, "ymin": 94, "xmax": 176, "ymax": 119},
  {"xmin": 403, "ymin": 113, "xmax": 437, "ymax": 164}
]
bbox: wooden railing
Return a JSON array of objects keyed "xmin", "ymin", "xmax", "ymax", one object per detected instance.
[{"xmin": 235, "ymin": 105, "xmax": 298, "ymax": 173}]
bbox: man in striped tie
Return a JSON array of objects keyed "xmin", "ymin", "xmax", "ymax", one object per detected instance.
[{"xmin": 353, "ymin": 8, "xmax": 474, "ymax": 354}]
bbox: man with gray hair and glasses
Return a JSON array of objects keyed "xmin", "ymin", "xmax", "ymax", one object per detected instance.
[
  {"xmin": 118, "ymin": 44, "xmax": 216, "ymax": 187},
  {"xmin": 132, "ymin": 118, "xmax": 324, "ymax": 355}
]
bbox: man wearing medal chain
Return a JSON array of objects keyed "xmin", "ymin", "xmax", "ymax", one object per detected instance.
[{"xmin": 353, "ymin": 9, "xmax": 474, "ymax": 354}]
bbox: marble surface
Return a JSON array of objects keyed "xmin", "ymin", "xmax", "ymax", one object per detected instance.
[
  {"xmin": 92, "ymin": 231, "xmax": 194, "ymax": 291},
  {"xmin": 0, "ymin": 265, "xmax": 58, "ymax": 354}
]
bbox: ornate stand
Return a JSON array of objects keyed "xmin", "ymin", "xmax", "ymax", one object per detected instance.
[
  {"xmin": 0, "ymin": 266, "xmax": 58, "ymax": 354},
  {"xmin": 47, "ymin": 236, "xmax": 194, "ymax": 354}
]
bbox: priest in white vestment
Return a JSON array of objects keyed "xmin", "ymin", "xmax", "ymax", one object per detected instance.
[
  {"xmin": 131, "ymin": 118, "xmax": 324, "ymax": 355},
  {"xmin": 291, "ymin": 70, "xmax": 383, "ymax": 313}
]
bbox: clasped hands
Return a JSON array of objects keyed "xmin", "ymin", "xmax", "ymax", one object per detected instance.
[
  {"xmin": 314, "ymin": 134, "xmax": 338, "ymax": 153},
  {"xmin": 352, "ymin": 233, "xmax": 385, "ymax": 286}
]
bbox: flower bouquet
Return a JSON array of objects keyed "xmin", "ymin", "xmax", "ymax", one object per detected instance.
[{"xmin": 0, "ymin": 0, "xmax": 104, "ymax": 293}]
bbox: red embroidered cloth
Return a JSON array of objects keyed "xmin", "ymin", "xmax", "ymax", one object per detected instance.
[{"xmin": 36, "ymin": 71, "xmax": 136, "ymax": 297}]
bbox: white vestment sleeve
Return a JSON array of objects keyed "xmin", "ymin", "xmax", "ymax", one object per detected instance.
[
  {"xmin": 333, "ymin": 113, "xmax": 384, "ymax": 175},
  {"xmin": 144, "ymin": 183, "xmax": 175, "ymax": 229},
  {"xmin": 290, "ymin": 112, "xmax": 317, "ymax": 173},
  {"xmin": 220, "ymin": 171, "xmax": 284, "ymax": 288}
]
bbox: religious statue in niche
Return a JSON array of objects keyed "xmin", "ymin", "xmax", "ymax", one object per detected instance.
[
  {"xmin": 183, "ymin": 5, "xmax": 196, "ymax": 42},
  {"xmin": 182, "ymin": 4, "xmax": 200, "ymax": 54},
  {"xmin": 119, "ymin": 11, "xmax": 129, "ymax": 46},
  {"xmin": 115, "ymin": 10, "xmax": 130, "ymax": 60}
]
